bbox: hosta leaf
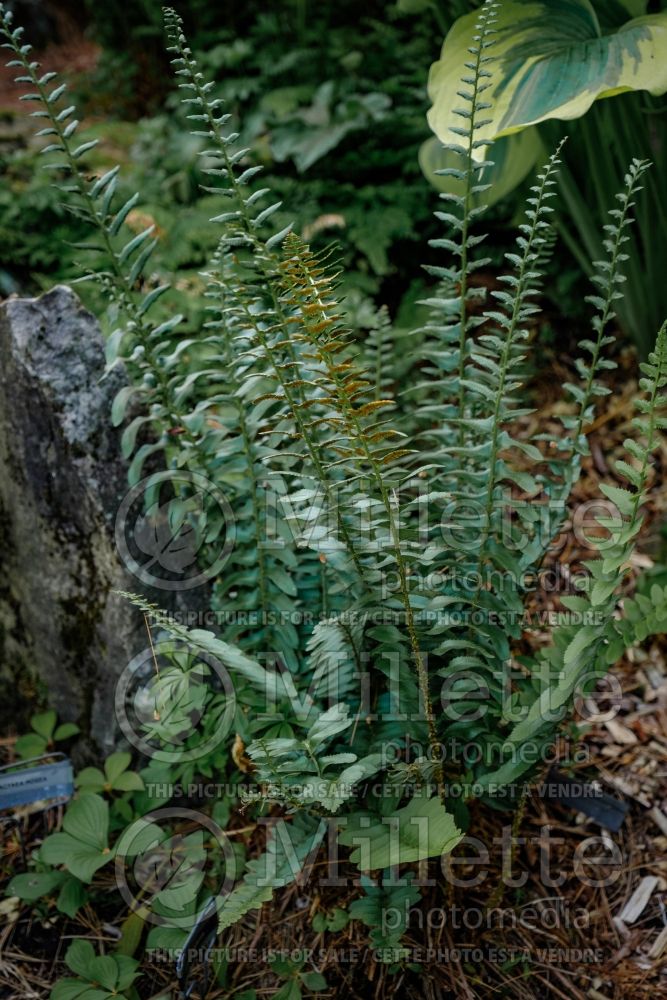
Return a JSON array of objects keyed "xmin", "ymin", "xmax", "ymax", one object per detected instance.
[{"xmin": 428, "ymin": 2, "xmax": 667, "ymax": 163}]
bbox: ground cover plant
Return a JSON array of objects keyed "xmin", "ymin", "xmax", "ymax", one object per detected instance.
[{"xmin": 1, "ymin": 1, "xmax": 666, "ymax": 998}]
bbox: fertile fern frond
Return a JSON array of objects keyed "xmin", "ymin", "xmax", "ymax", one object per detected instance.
[
  {"xmin": 277, "ymin": 233, "xmax": 441, "ymax": 777},
  {"xmin": 567, "ymin": 158, "xmax": 652, "ymax": 455},
  {"xmin": 115, "ymin": 591, "xmax": 276, "ymax": 693},
  {"xmin": 475, "ymin": 321, "xmax": 667, "ymax": 790},
  {"xmin": 526, "ymin": 158, "xmax": 652, "ymax": 580},
  {"xmin": 421, "ymin": 0, "xmax": 499, "ymax": 452}
]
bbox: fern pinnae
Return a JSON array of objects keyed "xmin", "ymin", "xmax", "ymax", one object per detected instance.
[
  {"xmin": 0, "ymin": 5, "xmax": 204, "ymax": 474},
  {"xmin": 568, "ymin": 158, "xmax": 651, "ymax": 452},
  {"xmin": 431, "ymin": 0, "xmax": 498, "ymax": 449},
  {"xmin": 163, "ymin": 8, "xmax": 297, "ymax": 333},
  {"xmin": 528, "ymin": 158, "xmax": 652, "ymax": 579},
  {"xmin": 164, "ymin": 7, "xmax": 374, "ymax": 593},
  {"xmin": 470, "ymin": 141, "xmax": 565, "ymax": 591},
  {"xmin": 477, "ymin": 321, "xmax": 667, "ymax": 790},
  {"xmin": 201, "ymin": 244, "xmax": 302, "ymax": 669},
  {"xmin": 278, "ymin": 234, "xmax": 442, "ymax": 787}
]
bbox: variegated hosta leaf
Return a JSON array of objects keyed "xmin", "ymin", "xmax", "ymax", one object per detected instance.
[{"xmin": 427, "ymin": 1, "xmax": 667, "ymax": 157}]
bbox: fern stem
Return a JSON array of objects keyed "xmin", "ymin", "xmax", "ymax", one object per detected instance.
[
  {"xmin": 1, "ymin": 32, "xmax": 195, "ymax": 448},
  {"xmin": 572, "ymin": 160, "xmax": 650, "ymax": 448},
  {"xmin": 235, "ymin": 295, "xmax": 370, "ymax": 587},
  {"xmin": 295, "ymin": 275, "xmax": 443, "ymax": 788},
  {"xmin": 455, "ymin": 1, "xmax": 496, "ymax": 450},
  {"xmin": 165, "ymin": 10, "xmax": 308, "ymax": 403},
  {"xmin": 473, "ymin": 147, "xmax": 562, "ymax": 598},
  {"xmin": 206, "ymin": 253, "xmax": 273, "ymax": 632}
]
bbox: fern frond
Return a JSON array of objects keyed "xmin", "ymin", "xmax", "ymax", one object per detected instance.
[
  {"xmin": 0, "ymin": 4, "xmax": 209, "ymax": 487},
  {"xmin": 277, "ymin": 233, "xmax": 441, "ymax": 781},
  {"xmin": 475, "ymin": 321, "xmax": 667, "ymax": 790},
  {"xmin": 528, "ymin": 158, "xmax": 652, "ymax": 579},
  {"xmin": 425, "ymin": 0, "xmax": 499, "ymax": 451},
  {"xmin": 566, "ymin": 158, "xmax": 651, "ymax": 453},
  {"xmin": 216, "ymin": 813, "xmax": 325, "ymax": 932}
]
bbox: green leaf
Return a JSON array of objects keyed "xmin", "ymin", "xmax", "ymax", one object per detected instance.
[
  {"xmin": 116, "ymin": 912, "xmax": 145, "ymax": 957},
  {"xmin": 75, "ymin": 768, "xmax": 106, "ymax": 793},
  {"xmin": 112, "ymin": 771, "xmax": 145, "ymax": 792},
  {"xmin": 307, "ymin": 705, "xmax": 353, "ymax": 747},
  {"xmin": 57, "ymin": 878, "xmax": 87, "ymax": 918},
  {"xmin": 428, "ymin": 3, "xmax": 667, "ymax": 158},
  {"xmin": 41, "ymin": 795, "xmax": 112, "ymax": 882},
  {"xmin": 338, "ymin": 796, "xmax": 462, "ymax": 869},
  {"xmin": 64, "ymin": 939, "xmax": 96, "ymax": 978},
  {"xmin": 563, "ymin": 625, "xmax": 600, "ymax": 665},
  {"xmin": 599, "ymin": 481, "xmax": 637, "ymax": 516},
  {"xmin": 14, "ymin": 733, "xmax": 47, "ymax": 759},
  {"xmin": 103, "ymin": 752, "xmax": 131, "ymax": 784},
  {"xmin": 7, "ymin": 870, "xmax": 65, "ymax": 901},
  {"xmin": 49, "ymin": 979, "xmax": 92, "ymax": 1000},
  {"xmin": 274, "ymin": 981, "xmax": 302, "ymax": 1000},
  {"xmin": 113, "ymin": 954, "xmax": 140, "ymax": 992},
  {"xmin": 53, "ymin": 723, "xmax": 80, "ymax": 741},
  {"xmin": 111, "ymin": 386, "xmax": 137, "ymax": 427},
  {"xmin": 63, "ymin": 795, "xmax": 108, "ymax": 850},
  {"xmin": 40, "ymin": 833, "xmax": 112, "ymax": 883},
  {"xmin": 31, "ymin": 710, "xmax": 57, "ymax": 741},
  {"xmin": 88, "ymin": 957, "xmax": 117, "ymax": 992},
  {"xmin": 300, "ymin": 971, "xmax": 328, "ymax": 991}
]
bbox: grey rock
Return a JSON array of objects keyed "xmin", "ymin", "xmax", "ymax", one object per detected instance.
[{"xmin": 0, "ymin": 285, "xmax": 202, "ymax": 753}]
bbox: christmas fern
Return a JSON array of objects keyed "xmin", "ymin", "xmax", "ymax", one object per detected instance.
[{"xmin": 2, "ymin": 0, "xmax": 666, "ymax": 957}]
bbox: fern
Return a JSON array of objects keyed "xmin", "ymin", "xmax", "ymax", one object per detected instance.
[
  {"xmin": 0, "ymin": 6, "xmax": 186, "ymax": 464},
  {"xmin": 4, "ymin": 0, "xmax": 667, "ymax": 958},
  {"xmin": 477, "ymin": 322, "xmax": 667, "ymax": 789},
  {"xmin": 216, "ymin": 812, "xmax": 326, "ymax": 932},
  {"xmin": 424, "ymin": 1, "xmax": 498, "ymax": 452}
]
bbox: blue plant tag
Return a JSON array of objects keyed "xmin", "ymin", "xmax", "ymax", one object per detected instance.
[{"xmin": 0, "ymin": 753, "xmax": 74, "ymax": 811}]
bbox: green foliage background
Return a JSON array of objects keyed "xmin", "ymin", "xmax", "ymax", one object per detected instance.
[{"xmin": 0, "ymin": 0, "xmax": 512, "ymax": 333}]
